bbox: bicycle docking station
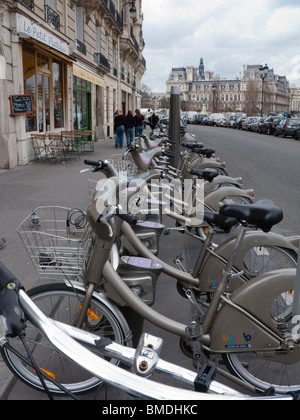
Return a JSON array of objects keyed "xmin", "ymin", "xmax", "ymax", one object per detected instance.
[
  {"xmin": 117, "ymin": 255, "xmax": 164, "ymax": 307},
  {"xmin": 123, "ymin": 219, "xmax": 165, "ymax": 256},
  {"xmin": 133, "ymin": 333, "xmax": 163, "ymax": 378}
]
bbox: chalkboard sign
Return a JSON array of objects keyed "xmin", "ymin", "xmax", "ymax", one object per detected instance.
[{"xmin": 10, "ymin": 94, "xmax": 34, "ymax": 116}]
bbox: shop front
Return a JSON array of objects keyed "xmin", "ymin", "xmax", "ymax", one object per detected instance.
[
  {"xmin": 13, "ymin": 13, "xmax": 105, "ymax": 165},
  {"xmin": 72, "ymin": 62, "xmax": 105, "ymax": 134},
  {"xmin": 22, "ymin": 41, "xmax": 69, "ymax": 134}
]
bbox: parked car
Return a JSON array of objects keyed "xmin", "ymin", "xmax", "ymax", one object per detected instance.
[
  {"xmin": 227, "ymin": 115, "xmax": 238, "ymax": 128},
  {"xmin": 275, "ymin": 118, "xmax": 300, "ymax": 138},
  {"xmin": 207, "ymin": 113, "xmax": 224, "ymax": 126},
  {"xmin": 294, "ymin": 127, "xmax": 300, "ymax": 140},
  {"xmin": 200, "ymin": 116, "xmax": 209, "ymax": 125},
  {"xmin": 250, "ymin": 117, "xmax": 266, "ymax": 133},
  {"xmin": 233, "ymin": 116, "xmax": 246, "ymax": 129},
  {"xmin": 215, "ymin": 116, "xmax": 227, "ymax": 127},
  {"xmin": 242, "ymin": 117, "xmax": 259, "ymax": 131},
  {"xmin": 159, "ymin": 117, "xmax": 187, "ymax": 135},
  {"xmin": 194, "ymin": 115, "xmax": 207, "ymax": 125},
  {"xmin": 259, "ymin": 116, "xmax": 283, "ymax": 135}
]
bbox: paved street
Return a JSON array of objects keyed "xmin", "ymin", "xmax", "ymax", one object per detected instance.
[{"xmin": 1, "ymin": 125, "xmax": 300, "ymax": 399}]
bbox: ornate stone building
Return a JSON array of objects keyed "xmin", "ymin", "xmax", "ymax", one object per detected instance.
[
  {"xmin": 0, "ymin": 0, "xmax": 146, "ymax": 168},
  {"xmin": 166, "ymin": 58, "xmax": 290, "ymax": 116}
]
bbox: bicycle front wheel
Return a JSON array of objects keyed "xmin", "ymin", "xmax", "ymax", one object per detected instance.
[{"xmin": 2, "ymin": 282, "xmax": 131, "ymax": 395}]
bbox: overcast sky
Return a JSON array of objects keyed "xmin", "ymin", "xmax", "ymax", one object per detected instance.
[{"xmin": 141, "ymin": 0, "xmax": 300, "ymax": 92}]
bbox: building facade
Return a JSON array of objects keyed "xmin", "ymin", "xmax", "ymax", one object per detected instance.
[
  {"xmin": 166, "ymin": 58, "xmax": 290, "ymax": 116},
  {"xmin": 0, "ymin": 0, "xmax": 146, "ymax": 169}
]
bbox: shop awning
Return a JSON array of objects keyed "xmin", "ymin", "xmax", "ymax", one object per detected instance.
[
  {"xmin": 23, "ymin": 39, "xmax": 73, "ymax": 65},
  {"xmin": 73, "ymin": 63, "xmax": 105, "ymax": 87}
]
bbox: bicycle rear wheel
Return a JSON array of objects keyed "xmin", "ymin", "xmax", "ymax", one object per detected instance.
[
  {"xmin": 223, "ymin": 285, "xmax": 300, "ymax": 394},
  {"xmin": 1, "ymin": 282, "xmax": 131, "ymax": 395}
]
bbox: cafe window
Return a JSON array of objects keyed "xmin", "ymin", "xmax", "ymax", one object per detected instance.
[{"xmin": 22, "ymin": 43, "xmax": 65, "ymax": 132}]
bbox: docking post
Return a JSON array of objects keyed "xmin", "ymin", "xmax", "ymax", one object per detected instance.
[{"xmin": 169, "ymin": 86, "xmax": 181, "ymax": 168}]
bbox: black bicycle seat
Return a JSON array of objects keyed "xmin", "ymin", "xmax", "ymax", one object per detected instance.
[
  {"xmin": 190, "ymin": 169, "xmax": 219, "ymax": 183},
  {"xmin": 219, "ymin": 199, "xmax": 283, "ymax": 232},
  {"xmin": 194, "ymin": 148, "xmax": 215, "ymax": 158},
  {"xmin": 162, "ymin": 149, "xmax": 175, "ymax": 158},
  {"xmin": 203, "ymin": 212, "xmax": 239, "ymax": 233},
  {"xmin": 182, "ymin": 142, "xmax": 204, "ymax": 149}
]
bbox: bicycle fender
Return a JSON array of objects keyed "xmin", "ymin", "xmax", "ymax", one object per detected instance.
[
  {"xmin": 199, "ymin": 231, "xmax": 299, "ymax": 292},
  {"xmin": 209, "ymin": 269, "xmax": 296, "ymax": 353},
  {"xmin": 204, "ymin": 187, "xmax": 254, "ymax": 212}
]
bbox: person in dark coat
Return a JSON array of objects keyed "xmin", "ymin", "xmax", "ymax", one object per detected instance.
[
  {"xmin": 134, "ymin": 109, "xmax": 145, "ymax": 137},
  {"xmin": 114, "ymin": 109, "xmax": 127, "ymax": 149},
  {"xmin": 125, "ymin": 110, "xmax": 135, "ymax": 146},
  {"xmin": 149, "ymin": 113, "xmax": 159, "ymax": 130}
]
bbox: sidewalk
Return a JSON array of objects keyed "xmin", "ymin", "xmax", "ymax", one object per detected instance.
[
  {"xmin": 0, "ymin": 129, "xmax": 196, "ymax": 400},
  {"xmin": 0, "ymin": 136, "xmax": 124, "ymax": 399}
]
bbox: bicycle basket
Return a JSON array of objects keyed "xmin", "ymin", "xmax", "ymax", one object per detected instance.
[
  {"xmin": 17, "ymin": 206, "xmax": 92, "ymax": 277},
  {"xmin": 108, "ymin": 154, "xmax": 137, "ymax": 177}
]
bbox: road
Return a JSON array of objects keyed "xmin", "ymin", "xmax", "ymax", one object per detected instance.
[{"xmin": 188, "ymin": 124, "xmax": 300, "ymax": 236}]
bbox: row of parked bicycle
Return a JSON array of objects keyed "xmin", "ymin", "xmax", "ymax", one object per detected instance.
[
  {"xmin": 1, "ymin": 127, "xmax": 299, "ymax": 400},
  {"xmin": 191, "ymin": 114, "xmax": 300, "ymax": 139}
]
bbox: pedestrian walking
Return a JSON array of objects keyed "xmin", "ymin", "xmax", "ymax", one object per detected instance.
[
  {"xmin": 114, "ymin": 109, "xmax": 127, "ymax": 149},
  {"xmin": 149, "ymin": 112, "xmax": 159, "ymax": 130},
  {"xmin": 125, "ymin": 110, "xmax": 135, "ymax": 147},
  {"xmin": 134, "ymin": 109, "xmax": 145, "ymax": 138}
]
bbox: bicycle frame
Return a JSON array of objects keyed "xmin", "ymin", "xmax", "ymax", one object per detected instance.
[{"xmin": 121, "ymin": 219, "xmax": 299, "ymax": 293}]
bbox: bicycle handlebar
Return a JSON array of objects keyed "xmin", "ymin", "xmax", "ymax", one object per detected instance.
[{"xmin": 84, "ymin": 159, "xmax": 107, "ymax": 169}]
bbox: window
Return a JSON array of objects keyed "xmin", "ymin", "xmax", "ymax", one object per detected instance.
[
  {"xmin": 96, "ymin": 24, "xmax": 101, "ymax": 54},
  {"xmin": 76, "ymin": 7, "xmax": 83, "ymax": 42},
  {"xmin": 22, "ymin": 43, "xmax": 65, "ymax": 132},
  {"xmin": 53, "ymin": 60, "xmax": 64, "ymax": 128},
  {"xmin": 75, "ymin": 6, "xmax": 86, "ymax": 54},
  {"xmin": 112, "ymin": 41, "xmax": 117, "ymax": 75},
  {"xmin": 105, "ymin": 33, "xmax": 109, "ymax": 59}
]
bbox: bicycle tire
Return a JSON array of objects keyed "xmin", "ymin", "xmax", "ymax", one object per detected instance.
[
  {"xmin": 221, "ymin": 275, "xmax": 300, "ymax": 395},
  {"xmin": 1, "ymin": 282, "xmax": 131, "ymax": 395}
]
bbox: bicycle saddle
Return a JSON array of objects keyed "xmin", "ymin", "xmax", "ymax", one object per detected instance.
[
  {"xmin": 194, "ymin": 148, "xmax": 215, "ymax": 158},
  {"xmin": 162, "ymin": 149, "xmax": 175, "ymax": 158},
  {"xmin": 219, "ymin": 199, "xmax": 283, "ymax": 232},
  {"xmin": 182, "ymin": 142, "xmax": 204, "ymax": 149},
  {"xmin": 190, "ymin": 169, "xmax": 219, "ymax": 183},
  {"xmin": 203, "ymin": 212, "xmax": 239, "ymax": 233}
]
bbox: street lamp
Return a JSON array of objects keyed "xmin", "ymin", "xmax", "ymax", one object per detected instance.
[
  {"xmin": 259, "ymin": 63, "xmax": 269, "ymax": 117},
  {"xmin": 212, "ymin": 84, "xmax": 217, "ymax": 113},
  {"xmin": 122, "ymin": 1, "xmax": 137, "ymax": 21}
]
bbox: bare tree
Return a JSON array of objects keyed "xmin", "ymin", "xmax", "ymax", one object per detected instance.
[
  {"xmin": 141, "ymin": 83, "xmax": 153, "ymax": 109},
  {"xmin": 244, "ymin": 80, "xmax": 260, "ymax": 115}
]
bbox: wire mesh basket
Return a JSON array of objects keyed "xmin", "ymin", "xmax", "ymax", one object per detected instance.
[
  {"xmin": 17, "ymin": 206, "xmax": 92, "ymax": 277},
  {"xmin": 108, "ymin": 154, "xmax": 137, "ymax": 177}
]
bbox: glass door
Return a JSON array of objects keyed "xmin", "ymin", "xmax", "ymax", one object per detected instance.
[
  {"xmin": 37, "ymin": 73, "xmax": 50, "ymax": 132},
  {"xmin": 73, "ymin": 76, "xmax": 91, "ymax": 130}
]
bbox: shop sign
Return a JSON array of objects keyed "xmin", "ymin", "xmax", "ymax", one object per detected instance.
[{"xmin": 16, "ymin": 14, "xmax": 69, "ymax": 56}]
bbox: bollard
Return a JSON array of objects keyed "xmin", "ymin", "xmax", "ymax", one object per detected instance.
[{"xmin": 169, "ymin": 86, "xmax": 181, "ymax": 168}]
